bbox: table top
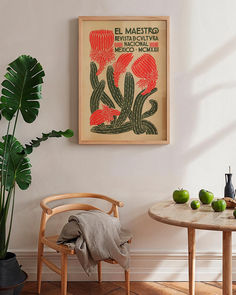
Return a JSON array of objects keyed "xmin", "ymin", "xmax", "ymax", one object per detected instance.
[{"xmin": 148, "ymin": 200, "xmax": 236, "ymax": 231}]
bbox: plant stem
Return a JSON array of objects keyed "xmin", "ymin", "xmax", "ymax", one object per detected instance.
[
  {"xmin": 2, "ymin": 109, "xmax": 20, "ymax": 203},
  {"xmin": 0, "ymin": 121, "xmax": 11, "ymax": 210},
  {"xmin": 0, "ymin": 110, "xmax": 19, "ymax": 259},
  {"xmin": 5, "ymin": 185, "xmax": 15, "ymax": 257},
  {"xmin": 12, "ymin": 109, "xmax": 20, "ymax": 137}
]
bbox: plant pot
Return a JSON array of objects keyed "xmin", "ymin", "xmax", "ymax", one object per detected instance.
[{"xmin": 0, "ymin": 252, "xmax": 27, "ymax": 295}]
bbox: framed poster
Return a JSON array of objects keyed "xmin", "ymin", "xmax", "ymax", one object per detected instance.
[{"xmin": 78, "ymin": 16, "xmax": 169, "ymax": 144}]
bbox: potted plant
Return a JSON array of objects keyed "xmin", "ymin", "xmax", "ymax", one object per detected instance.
[{"xmin": 0, "ymin": 55, "xmax": 73, "ymax": 294}]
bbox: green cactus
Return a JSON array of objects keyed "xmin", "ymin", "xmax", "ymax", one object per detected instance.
[
  {"xmin": 110, "ymin": 116, "xmax": 117, "ymax": 127},
  {"xmin": 107, "ymin": 66, "xmax": 123, "ymax": 107},
  {"xmin": 90, "ymin": 62, "xmax": 115, "ymax": 108},
  {"xmin": 90, "ymin": 80, "xmax": 105, "ymax": 113},
  {"xmin": 89, "ymin": 64, "xmax": 158, "ymax": 136},
  {"xmin": 115, "ymin": 72, "xmax": 134, "ymax": 127},
  {"xmin": 142, "ymin": 99, "xmax": 158, "ymax": 119},
  {"xmin": 132, "ymin": 88, "xmax": 157, "ymax": 134},
  {"xmin": 91, "ymin": 122, "xmax": 133, "ymax": 134},
  {"xmin": 141, "ymin": 120, "xmax": 158, "ymax": 134}
]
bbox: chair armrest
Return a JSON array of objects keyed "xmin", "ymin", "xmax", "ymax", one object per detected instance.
[
  {"xmin": 116, "ymin": 200, "xmax": 124, "ymax": 207},
  {"xmin": 40, "ymin": 199, "xmax": 53, "ymax": 215},
  {"xmin": 96, "ymin": 194, "xmax": 124, "ymax": 207},
  {"xmin": 40, "ymin": 193, "xmax": 124, "ymax": 215}
]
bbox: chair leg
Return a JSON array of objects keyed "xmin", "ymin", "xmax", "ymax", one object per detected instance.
[
  {"xmin": 61, "ymin": 253, "xmax": 68, "ymax": 295},
  {"xmin": 37, "ymin": 242, "xmax": 44, "ymax": 294},
  {"xmin": 98, "ymin": 261, "xmax": 102, "ymax": 283},
  {"xmin": 125, "ymin": 269, "xmax": 130, "ymax": 295}
]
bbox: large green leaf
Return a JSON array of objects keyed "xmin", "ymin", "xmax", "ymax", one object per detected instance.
[
  {"xmin": 23, "ymin": 129, "xmax": 74, "ymax": 155},
  {"xmin": 0, "ymin": 135, "xmax": 31, "ymax": 190},
  {"xmin": 0, "ymin": 55, "xmax": 45, "ymax": 123}
]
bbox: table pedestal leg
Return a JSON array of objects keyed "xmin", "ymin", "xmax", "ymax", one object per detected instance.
[
  {"xmin": 188, "ymin": 227, "xmax": 195, "ymax": 295},
  {"xmin": 223, "ymin": 231, "xmax": 232, "ymax": 295}
]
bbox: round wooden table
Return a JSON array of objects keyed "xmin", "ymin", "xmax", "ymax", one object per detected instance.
[{"xmin": 148, "ymin": 200, "xmax": 236, "ymax": 295}]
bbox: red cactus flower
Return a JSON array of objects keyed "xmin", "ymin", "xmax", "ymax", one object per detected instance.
[
  {"xmin": 90, "ymin": 30, "xmax": 115, "ymax": 76},
  {"xmin": 113, "ymin": 53, "xmax": 133, "ymax": 87},
  {"xmin": 131, "ymin": 54, "xmax": 158, "ymax": 95},
  {"xmin": 90, "ymin": 104, "xmax": 120, "ymax": 126}
]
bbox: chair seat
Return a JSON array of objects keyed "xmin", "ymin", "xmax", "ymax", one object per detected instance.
[
  {"xmin": 41, "ymin": 235, "xmax": 75, "ymax": 255},
  {"xmin": 42, "ymin": 236, "xmax": 120, "ymax": 263}
]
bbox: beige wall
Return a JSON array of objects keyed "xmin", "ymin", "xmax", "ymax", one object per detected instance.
[{"xmin": 1, "ymin": 0, "xmax": 236, "ymax": 258}]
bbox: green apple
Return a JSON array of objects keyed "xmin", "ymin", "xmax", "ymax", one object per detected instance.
[
  {"xmin": 211, "ymin": 199, "xmax": 226, "ymax": 212},
  {"xmin": 199, "ymin": 189, "xmax": 214, "ymax": 204},
  {"xmin": 233, "ymin": 210, "xmax": 236, "ymax": 218},
  {"xmin": 173, "ymin": 189, "xmax": 189, "ymax": 204},
  {"xmin": 191, "ymin": 200, "xmax": 200, "ymax": 210}
]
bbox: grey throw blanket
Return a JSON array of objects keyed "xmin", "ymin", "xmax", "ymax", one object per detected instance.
[{"xmin": 57, "ymin": 210, "xmax": 132, "ymax": 275}]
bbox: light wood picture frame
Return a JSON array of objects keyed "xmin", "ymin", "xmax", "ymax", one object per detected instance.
[{"xmin": 78, "ymin": 16, "xmax": 170, "ymax": 144}]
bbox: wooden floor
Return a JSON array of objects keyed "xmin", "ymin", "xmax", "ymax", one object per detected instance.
[{"xmin": 22, "ymin": 281, "xmax": 236, "ymax": 295}]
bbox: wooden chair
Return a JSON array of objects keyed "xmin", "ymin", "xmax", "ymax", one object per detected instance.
[{"xmin": 37, "ymin": 193, "xmax": 130, "ymax": 295}]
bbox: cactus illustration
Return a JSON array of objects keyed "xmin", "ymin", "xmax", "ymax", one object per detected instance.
[
  {"xmin": 91, "ymin": 122, "xmax": 133, "ymax": 134},
  {"xmin": 89, "ymin": 30, "xmax": 115, "ymax": 75},
  {"xmin": 113, "ymin": 53, "xmax": 133, "ymax": 87},
  {"xmin": 107, "ymin": 66, "xmax": 123, "ymax": 107},
  {"xmin": 142, "ymin": 120, "xmax": 157, "ymax": 134},
  {"xmin": 142, "ymin": 99, "xmax": 158, "ymax": 119},
  {"xmin": 115, "ymin": 72, "xmax": 134, "ymax": 127},
  {"xmin": 90, "ymin": 62, "xmax": 115, "ymax": 108},
  {"xmin": 132, "ymin": 88, "xmax": 157, "ymax": 134},
  {"xmin": 90, "ymin": 80, "xmax": 105, "ymax": 113},
  {"xmin": 132, "ymin": 54, "xmax": 158, "ymax": 95},
  {"xmin": 89, "ymin": 62, "xmax": 158, "ymax": 135}
]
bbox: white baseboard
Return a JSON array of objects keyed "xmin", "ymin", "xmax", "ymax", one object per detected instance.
[{"xmin": 14, "ymin": 250, "xmax": 236, "ymax": 282}]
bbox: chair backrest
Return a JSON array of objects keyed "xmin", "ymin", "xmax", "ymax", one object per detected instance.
[{"xmin": 38, "ymin": 193, "xmax": 124, "ymax": 239}]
